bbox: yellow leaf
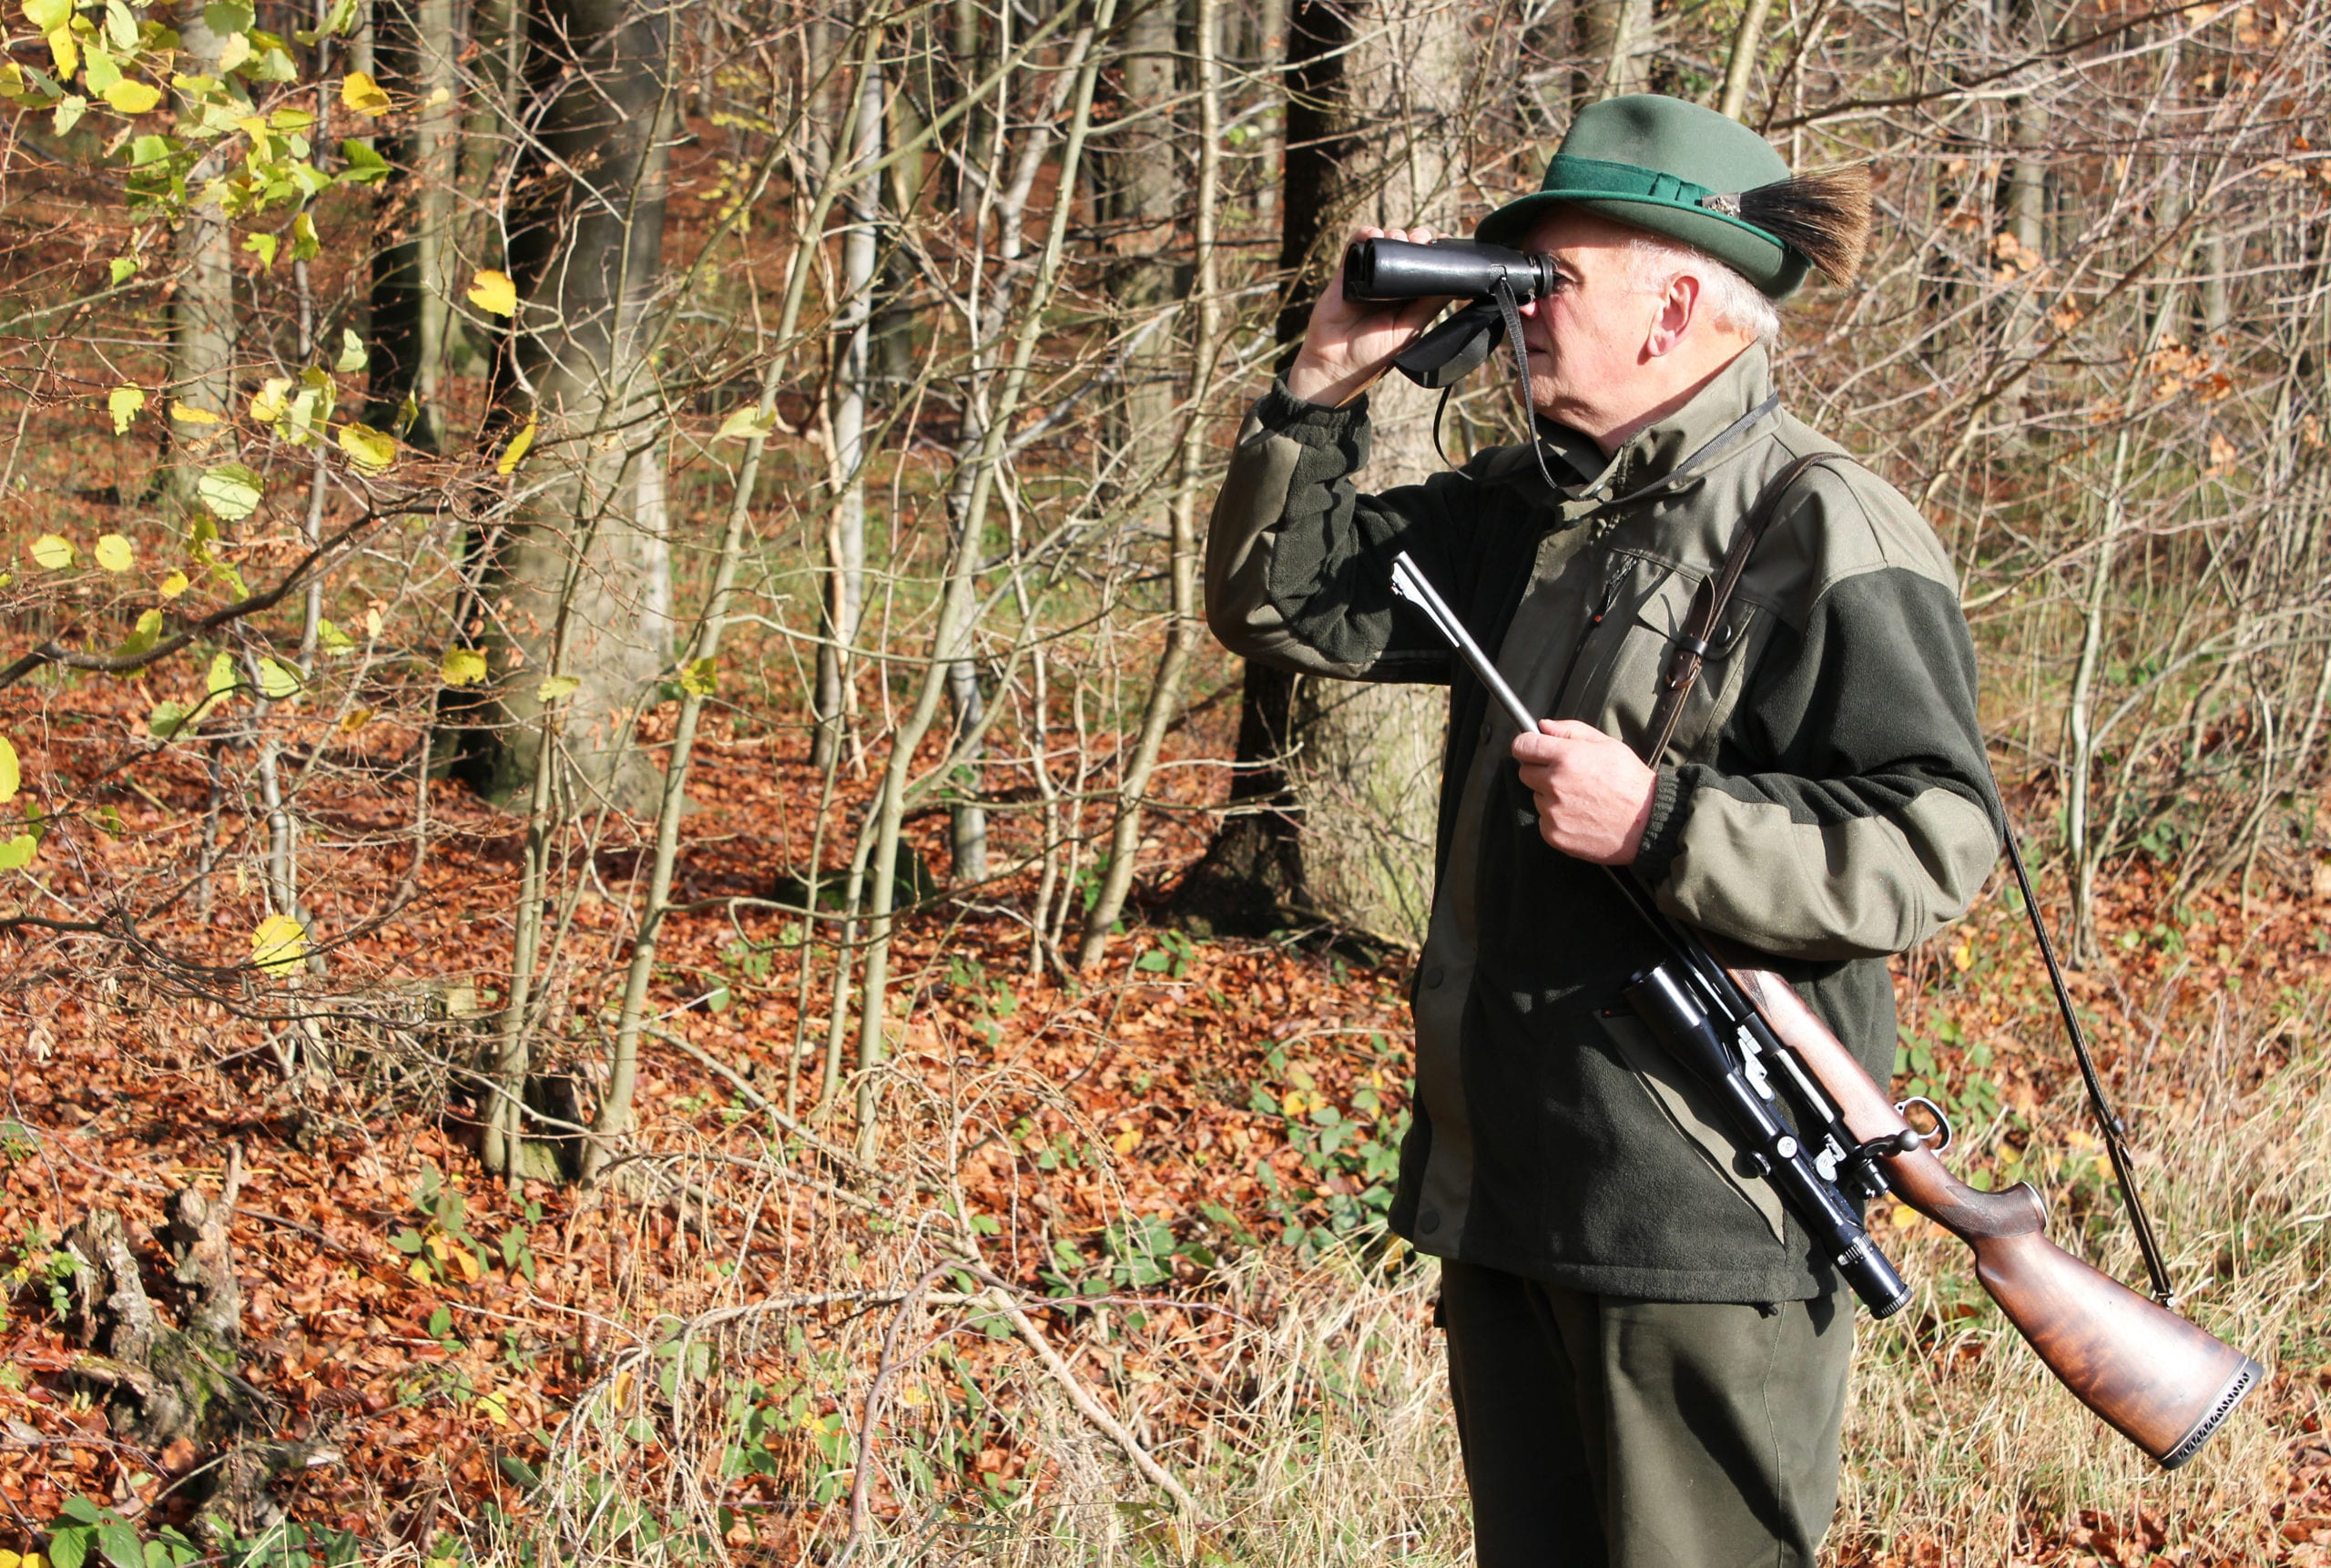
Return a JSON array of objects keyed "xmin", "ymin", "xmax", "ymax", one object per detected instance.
[
  {"xmin": 679, "ymin": 657, "xmax": 716, "ymax": 697},
  {"xmin": 338, "ymin": 422, "xmax": 397, "ymax": 473},
  {"xmin": 0, "ymin": 734, "xmax": 18, "ymax": 803},
  {"xmin": 1949, "ymin": 940, "xmax": 1973, "ymax": 972},
  {"xmin": 29, "ymin": 535, "xmax": 73, "ymax": 570},
  {"xmin": 107, "ymin": 385, "xmax": 145, "ymax": 433},
  {"xmin": 214, "ymin": 29, "xmax": 249, "ymax": 71},
  {"xmin": 339, "ymin": 69, "xmax": 392, "ymax": 116},
  {"xmin": 20, "ymin": 0, "xmax": 70, "ymax": 29},
  {"xmin": 441, "ymin": 647, "xmax": 487, "ymax": 687},
  {"xmin": 1110, "ymin": 1127, "xmax": 1141, "ymax": 1156},
  {"xmin": 535, "ymin": 675, "xmax": 578, "ymax": 703},
  {"xmin": 101, "ymin": 76, "xmax": 160, "ymax": 114},
  {"xmin": 158, "ymin": 569, "xmax": 189, "ymax": 599},
  {"xmin": 46, "ymin": 25, "xmax": 76, "ymax": 79},
  {"xmin": 496, "ymin": 419, "xmax": 536, "ymax": 475},
  {"xmin": 251, "ymin": 912, "xmax": 308, "ymax": 973},
  {"xmin": 715, "ymin": 405, "xmax": 772, "ymax": 442},
  {"xmin": 207, "ymin": 649, "xmax": 238, "ymax": 695},
  {"xmin": 466, "ymin": 268, "xmax": 517, "ymax": 317},
  {"xmin": 338, "ymin": 705, "xmax": 376, "ymax": 734},
  {"xmin": 0, "ymin": 833, "xmax": 35, "ymax": 872},
  {"xmin": 172, "ymin": 402, "xmax": 222, "ymax": 424},
  {"xmin": 249, "ymin": 376, "xmax": 290, "ymax": 423},
  {"xmin": 93, "ymin": 534, "xmax": 133, "ymax": 572},
  {"xmin": 453, "ymin": 1247, "xmax": 483, "ymax": 1282}
]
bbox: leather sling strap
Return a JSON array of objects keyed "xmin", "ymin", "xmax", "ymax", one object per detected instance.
[{"xmin": 1638, "ymin": 453, "xmax": 1845, "ymax": 764}]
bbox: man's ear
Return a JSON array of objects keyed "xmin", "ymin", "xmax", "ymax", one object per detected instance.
[{"xmin": 1643, "ymin": 270, "xmax": 1699, "ymax": 360}]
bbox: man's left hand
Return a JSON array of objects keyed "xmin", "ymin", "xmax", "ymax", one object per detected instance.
[{"xmin": 1512, "ymin": 719, "xmax": 1658, "ymax": 865}]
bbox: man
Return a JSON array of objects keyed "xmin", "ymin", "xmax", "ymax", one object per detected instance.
[{"xmin": 1204, "ymin": 97, "xmax": 2000, "ymax": 1565}]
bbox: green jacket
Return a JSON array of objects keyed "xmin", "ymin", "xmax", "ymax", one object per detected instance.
[{"xmin": 1204, "ymin": 344, "xmax": 2000, "ymax": 1302}]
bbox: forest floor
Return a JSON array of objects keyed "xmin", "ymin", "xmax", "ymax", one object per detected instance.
[{"xmin": 0, "ymin": 669, "xmax": 2326, "ymax": 1567}]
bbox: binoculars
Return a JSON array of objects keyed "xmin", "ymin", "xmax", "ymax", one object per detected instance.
[{"xmin": 1341, "ymin": 237, "xmax": 1560, "ymax": 304}]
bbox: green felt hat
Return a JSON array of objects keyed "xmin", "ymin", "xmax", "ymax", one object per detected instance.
[{"xmin": 1478, "ymin": 95, "xmax": 1813, "ymax": 300}]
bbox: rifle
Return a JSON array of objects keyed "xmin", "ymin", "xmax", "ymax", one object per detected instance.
[{"xmin": 1389, "ymin": 551, "xmax": 2265, "ymax": 1468}]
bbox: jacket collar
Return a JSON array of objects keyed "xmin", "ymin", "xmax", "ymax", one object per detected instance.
[{"xmin": 1538, "ymin": 341, "xmax": 1777, "ymax": 512}]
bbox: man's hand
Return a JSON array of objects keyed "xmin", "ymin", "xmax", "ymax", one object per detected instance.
[
  {"xmin": 1285, "ymin": 226, "xmax": 1455, "ymax": 408},
  {"xmin": 1512, "ymin": 719, "xmax": 1658, "ymax": 865}
]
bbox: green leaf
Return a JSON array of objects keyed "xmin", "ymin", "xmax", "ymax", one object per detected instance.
[
  {"xmin": 679, "ymin": 657, "xmax": 717, "ymax": 697},
  {"xmin": 290, "ymin": 210, "xmax": 319, "ymax": 260},
  {"xmin": 0, "ymin": 834, "xmax": 35, "ymax": 872},
  {"xmin": 254, "ymin": 656, "xmax": 300, "ymax": 699},
  {"xmin": 49, "ymin": 1524, "xmax": 93, "ymax": 1568},
  {"xmin": 336, "ymin": 137, "xmax": 389, "ymax": 183},
  {"xmin": 148, "ymin": 699, "xmax": 188, "ymax": 738},
  {"xmin": 196, "ymin": 462, "xmax": 263, "ymax": 520},
  {"xmin": 97, "ymin": 1519, "xmax": 143, "ymax": 1568},
  {"xmin": 103, "ymin": 0, "xmax": 135, "ymax": 51},
  {"xmin": 115, "ymin": 606, "xmax": 162, "ymax": 657},
  {"xmin": 107, "ymin": 385, "xmax": 144, "ymax": 433},
  {"xmin": 242, "ymin": 230, "xmax": 277, "ymax": 269},
  {"xmin": 206, "ymin": 649, "xmax": 238, "ymax": 696},
  {"xmin": 534, "ymin": 674, "xmax": 578, "ymax": 703},
  {"xmin": 316, "ymin": 617, "xmax": 354, "ymax": 653},
  {"xmin": 441, "ymin": 647, "xmax": 486, "ymax": 687},
  {"xmin": 332, "ymin": 326, "xmax": 367, "ymax": 372},
  {"xmin": 82, "ymin": 49, "xmax": 120, "ymax": 95},
  {"xmin": 22, "ymin": 0, "xmax": 72, "ymax": 31},
  {"xmin": 203, "ymin": 0, "xmax": 252, "ymax": 30},
  {"xmin": 0, "ymin": 734, "xmax": 17, "ymax": 803},
  {"xmin": 250, "ymin": 912, "xmax": 306, "ymax": 973},
  {"xmin": 108, "ymin": 256, "xmax": 137, "ymax": 283},
  {"xmin": 52, "ymin": 93, "xmax": 86, "ymax": 136}
]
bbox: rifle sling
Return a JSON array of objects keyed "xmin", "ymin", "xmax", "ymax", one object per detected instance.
[{"xmin": 1638, "ymin": 452, "xmax": 1841, "ymax": 765}]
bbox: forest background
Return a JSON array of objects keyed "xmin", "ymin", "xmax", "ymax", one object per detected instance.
[{"xmin": 0, "ymin": 0, "xmax": 2325, "ymax": 1560}]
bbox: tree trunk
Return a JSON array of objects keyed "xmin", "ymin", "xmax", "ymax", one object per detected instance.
[
  {"xmin": 446, "ymin": 0, "xmax": 673, "ymax": 813},
  {"xmin": 167, "ymin": 0, "xmax": 235, "ymax": 501},
  {"xmin": 812, "ymin": 51, "xmax": 883, "ymax": 772},
  {"xmin": 1100, "ymin": 0, "xmax": 1183, "ymax": 537},
  {"xmin": 1577, "ymin": 0, "xmax": 1654, "ymax": 104},
  {"xmin": 367, "ymin": 0, "xmax": 461, "ymax": 448},
  {"xmin": 1177, "ymin": 0, "xmax": 1463, "ymax": 945}
]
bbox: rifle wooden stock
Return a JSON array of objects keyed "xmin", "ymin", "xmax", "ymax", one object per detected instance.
[{"xmin": 1727, "ymin": 964, "xmax": 2264, "ymax": 1470}]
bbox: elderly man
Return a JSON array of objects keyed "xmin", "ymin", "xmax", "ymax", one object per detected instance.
[{"xmin": 1204, "ymin": 97, "xmax": 2000, "ymax": 1565}]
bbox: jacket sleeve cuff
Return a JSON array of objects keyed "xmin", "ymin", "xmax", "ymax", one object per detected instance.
[
  {"xmin": 1630, "ymin": 767, "xmax": 1688, "ymax": 888},
  {"xmin": 1254, "ymin": 377, "xmax": 1369, "ymax": 446}
]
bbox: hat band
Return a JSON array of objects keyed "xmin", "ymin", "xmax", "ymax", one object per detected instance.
[{"xmin": 1532, "ymin": 153, "xmax": 1783, "ymax": 251}]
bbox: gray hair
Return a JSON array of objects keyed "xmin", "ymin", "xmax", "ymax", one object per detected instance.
[{"xmin": 1624, "ymin": 233, "xmax": 1780, "ymax": 346}]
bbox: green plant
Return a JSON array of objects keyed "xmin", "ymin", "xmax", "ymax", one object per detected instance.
[{"xmin": 1134, "ymin": 929, "xmax": 1196, "ymax": 979}]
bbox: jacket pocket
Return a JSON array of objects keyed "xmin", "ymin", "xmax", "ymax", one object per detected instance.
[
  {"xmin": 1563, "ymin": 555, "xmax": 1760, "ymax": 762},
  {"xmin": 1593, "ymin": 1009, "xmax": 1786, "ymax": 1244}
]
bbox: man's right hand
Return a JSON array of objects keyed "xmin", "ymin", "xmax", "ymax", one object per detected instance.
[{"xmin": 1284, "ymin": 226, "xmax": 1456, "ymax": 408}]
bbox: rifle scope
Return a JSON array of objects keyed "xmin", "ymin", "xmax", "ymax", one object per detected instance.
[
  {"xmin": 1625, "ymin": 962, "xmax": 1913, "ymax": 1319},
  {"xmin": 1342, "ymin": 238, "xmax": 1560, "ymax": 305}
]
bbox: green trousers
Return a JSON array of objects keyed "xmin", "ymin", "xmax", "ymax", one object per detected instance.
[{"xmin": 1439, "ymin": 1261, "xmax": 1853, "ymax": 1568}]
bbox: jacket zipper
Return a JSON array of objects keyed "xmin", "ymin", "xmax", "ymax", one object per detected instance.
[{"xmin": 1546, "ymin": 555, "xmax": 1631, "ymax": 718}]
